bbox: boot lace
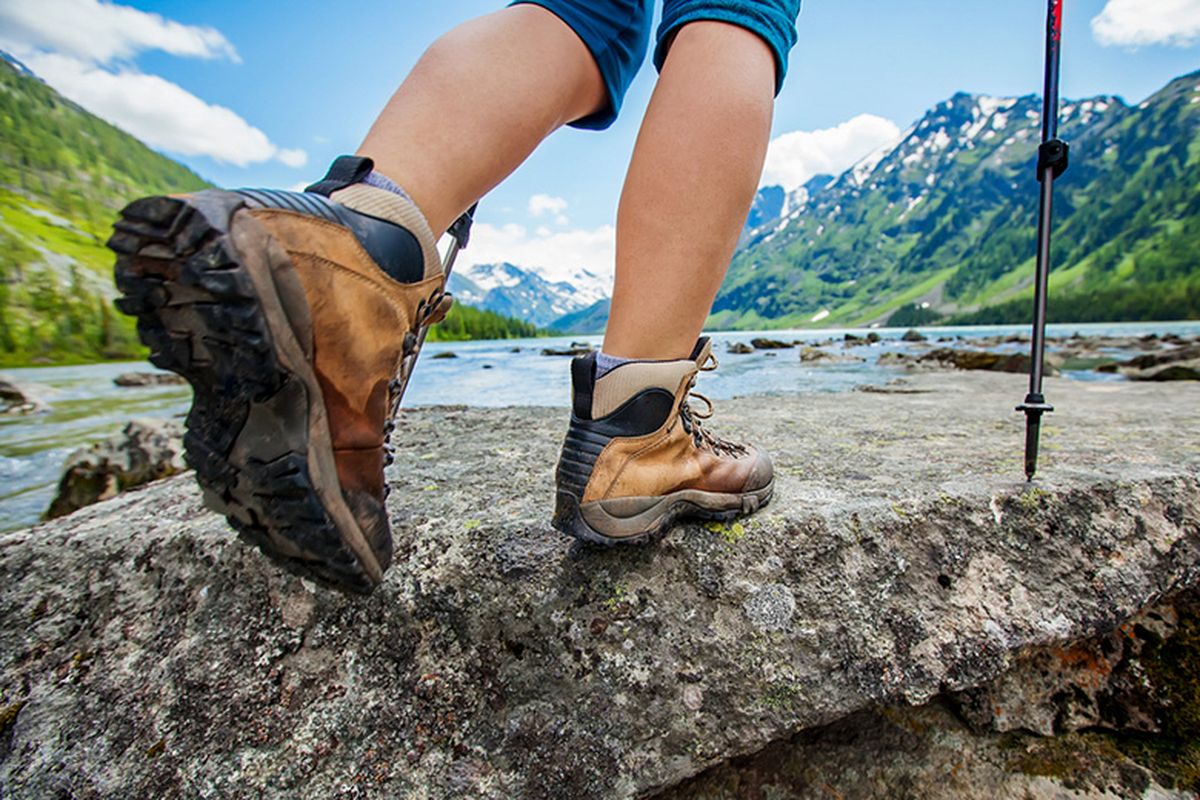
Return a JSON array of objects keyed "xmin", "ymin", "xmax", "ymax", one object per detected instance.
[
  {"xmin": 677, "ymin": 352, "xmax": 747, "ymax": 457},
  {"xmin": 379, "ymin": 289, "xmax": 454, "ymax": 497}
]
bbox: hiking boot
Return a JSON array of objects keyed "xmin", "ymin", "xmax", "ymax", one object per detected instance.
[
  {"xmin": 108, "ymin": 156, "xmax": 449, "ymax": 594},
  {"xmin": 552, "ymin": 338, "xmax": 773, "ymax": 544}
]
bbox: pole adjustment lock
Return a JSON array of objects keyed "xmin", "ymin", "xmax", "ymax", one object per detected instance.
[
  {"xmin": 447, "ymin": 203, "xmax": 478, "ymax": 251},
  {"xmin": 1036, "ymin": 138, "xmax": 1069, "ymax": 181}
]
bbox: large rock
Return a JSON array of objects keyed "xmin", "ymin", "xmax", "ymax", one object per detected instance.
[
  {"xmin": 1, "ymin": 373, "xmax": 1198, "ymax": 799},
  {"xmin": 666, "ymin": 589, "xmax": 1200, "ymax": 798},
  {"xmin": 43, "ymin": 419, "xmax": 186, "ymax": 520},
  {"xmin": 658, "ymin": 699, "xmax": 1191, "ymax": 799}
]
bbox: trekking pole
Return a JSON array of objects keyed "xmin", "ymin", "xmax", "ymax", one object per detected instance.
[
  {"xmin": 1016, "ymin": 0, "xmax": 1069, "ymax": 481},
  {"xmin": 393, "ymin": 202, "xmax": 478, "ymax": 400}
]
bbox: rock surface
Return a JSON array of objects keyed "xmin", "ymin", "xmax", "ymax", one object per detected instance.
[
  {"xmin": 665, "ymin": 588, "xmax": 1200, "ymax": 798},
  {"xmin": 657, "ymin": 701, "xmax": 1190, "ymax": 799},
  {"xmin": 1, "ymin": 372, "xmax": 1198, "ymax": 799},
  {"xmin": 43, "ymin": 418, "xmax": 186, "ymax": 520}
]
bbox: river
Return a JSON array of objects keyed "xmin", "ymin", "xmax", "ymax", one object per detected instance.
[{"xmin": 3, "ymin": 320, "xmax": 1198, "ymax": 532}]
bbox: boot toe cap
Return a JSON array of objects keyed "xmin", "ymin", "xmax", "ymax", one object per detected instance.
[{"xmin": 742, "ymin": 446, "xmax": 774, "ymax": 493}]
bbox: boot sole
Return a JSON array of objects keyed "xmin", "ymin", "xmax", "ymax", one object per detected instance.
[
  {"xmin": 552, "ymin": 481, "xmax": 775, "ymax": 546},
  {"xmin": 109, "ymin": 190, "xmax": 388, "ymax": 594}
]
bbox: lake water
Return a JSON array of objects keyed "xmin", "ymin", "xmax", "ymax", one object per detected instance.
[{"xmin": 3, "ymin": 320, "xmax": 1198, "ymax": 533}]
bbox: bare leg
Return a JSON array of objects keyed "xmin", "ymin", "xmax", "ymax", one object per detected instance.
[
  {"xmin": 603, "ymin": 22, "xmax": 776, "ymax": 360},
  {"xmin": 359, "ymin": 6, "xmax": 606, "ymax": 236}
]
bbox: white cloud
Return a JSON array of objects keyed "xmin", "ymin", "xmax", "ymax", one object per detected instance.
[
  {"xmin": 1092, "ymin": 0, "xmax": 1200, "ymax": 47},
  {"xmin": 761, "ymin": 114, "xmax": 902, "ymax": 191},
  {"xmin": 276, "ymin": 148, "xmax": 309, "ymax": 168},
  {"xmin": 528, "ymin": 194, "xmax": 567, "ymax": 216},
  {"xmin": 528, "ymin": 193, "xmax": 570, "ymax": 225},
  {"xmin": 1, "ymin": 0, "xmax": 306, "ymax": 169},
  {"xmin": 464, "ymin": 222, "xmax": 615, "ymax": 286},
  {"xmin": 24, "ymin": 53, "xmax": 306, "ymax": 167},
  {"xmin": 0, "ymin": 0, "xmax": 239, "ymax": 65}
]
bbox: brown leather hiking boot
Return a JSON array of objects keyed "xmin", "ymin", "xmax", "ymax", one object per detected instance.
[
  {"xmin": 552, "ymin": 338, "xmax": 773, "ymax": 544},
  {"xmin": 109, "ymin": 156, "xmax": 449, "ymax": 594}
]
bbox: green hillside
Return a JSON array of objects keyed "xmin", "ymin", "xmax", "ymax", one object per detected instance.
[
  {"xmin": 427, "ymin": 301, "xmax": 541, "ymax": 341},
  {"xmin": 0, "ymin": 57, "xmax": 212, "ymax": 365},
  {"xmin": 715, "ymin": 70, "xmax": 1200, "ymax": 329}
]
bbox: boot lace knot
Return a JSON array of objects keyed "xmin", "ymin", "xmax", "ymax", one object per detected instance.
[{"xmin": 677, "ymin": 353, "xmax": 747, "ymax": 457}]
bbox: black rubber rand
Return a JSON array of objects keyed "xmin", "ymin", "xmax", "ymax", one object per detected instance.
[{"xmin": 108, "ymin": 190, "xmax": 384, "ymax": 594}]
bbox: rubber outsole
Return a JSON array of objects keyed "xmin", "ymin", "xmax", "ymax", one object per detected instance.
[
  {"xmin": 551, "ymin": 482, "xmax": 775, "ymax": 547},
  {"xmin": 109, "ymin": 191, "xmax": 385, "ymax": 594}
]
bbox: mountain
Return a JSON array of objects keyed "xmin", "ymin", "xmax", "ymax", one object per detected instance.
[
  {"xmin": 552, "ymin": 297, "xmax": 610, "ymax": 334},
  {"xmin": 448, "ymin": 261, "xmax": 608, "ymax": 329},
  {"xmin": 714, "ymin": 70, "xmax": 1200, "ymax": 329},
  {"xmin": 745, "ymin": 185, "xmax": 786, "ymax": 230},
  {"xmin": 740, "ymin": 175, "xmax": 832, "ymax": 247}
]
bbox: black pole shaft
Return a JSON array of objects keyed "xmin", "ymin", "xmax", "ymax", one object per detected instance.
[
  {"xmin": 1017, "ymin": 0, "xmax": 1066, "ymax": 481},
  {"xmin": 1028, "ymin": 166, "xmax": 1055, "ymax": 396},
  {"xmin": 1041, "ymin": 0, "xmax": 1062, "ymax": 142},
  {"xmin": 1030, "ymin": 0, "xmax": 1064, "ymax": 399}
]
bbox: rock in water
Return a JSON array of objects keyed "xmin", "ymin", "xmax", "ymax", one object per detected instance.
[
  {"xmin": 916, "ymin": 348, "xmax": 1057, "ymax": 375},
  {"xmin": 0, "ymin": 375, "xmax": 48, "ymax": 415},
  {"xmin": 1, "ymin": 373, "xmax": 1198, "ymax": 799},
  {"xmin": 901, "ymin": 329, "xmax": 928, "ymax": 342},
  {"xmin": 1132, "ymin": 365, "xmax": 1200, "ymax": 381},
  {"xmin": 750, "ymin": 338, "xmax": 793, "ymax": 349},
  {"xmin": 726, "ymin": 342, "xmax": 754, "ymax": 354},
  {"xmin": 541, "ymin": 345, "xmax": 594, "ymax": 356},
  {"xmin": 43, "ymin": 419, "xmax": 186, "ymax": 520},
  {"xmin": 113, "ymin": 372, "xmax": 188, "ymax": 387},
  {"xmin": 799, "ymin": 347, "xmax": 864, "ymax": 364}
]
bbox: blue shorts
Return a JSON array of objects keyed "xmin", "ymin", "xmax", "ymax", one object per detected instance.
[{"xmin": 510, "ymin": 0, "xmax": 802, "ymax": 130}]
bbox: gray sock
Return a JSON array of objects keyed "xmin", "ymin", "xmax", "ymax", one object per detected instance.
[
  {"xmin": 595, "ymin": 350, "xmax": 637, "ymax": 378},
  {"xmin": 360, "ymin": 170, "xmax": 412, "ymax": 203}
]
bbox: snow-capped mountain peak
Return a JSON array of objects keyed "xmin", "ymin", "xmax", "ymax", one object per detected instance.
[{"xmin": 449, "ymin": 261, "xmax": 610, "ymax": 328}]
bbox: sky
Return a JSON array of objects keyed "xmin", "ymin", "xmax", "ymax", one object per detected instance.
[{"xmin": 2, "ymin": 0, "xmax": 1199, "ymax": 287}]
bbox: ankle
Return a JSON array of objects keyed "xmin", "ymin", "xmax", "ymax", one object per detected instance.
[
  {"xmin": 360, "ymin": 169, "xmax": 413, "ymax": 204},
  {"xmin": 594, "ymin": 350, "xmax": 637, "ymax": 378}
]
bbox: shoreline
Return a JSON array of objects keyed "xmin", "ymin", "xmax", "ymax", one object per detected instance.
[{"xmin": 2, "ymin": 318, "xmax": 1199, "ymax": 371}]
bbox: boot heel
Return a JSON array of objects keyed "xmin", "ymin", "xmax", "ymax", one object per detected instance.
[{"xmin": 552, "ymin": 491, "xmax": 616, "ymax": 547}]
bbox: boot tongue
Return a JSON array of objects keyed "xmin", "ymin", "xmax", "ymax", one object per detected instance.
[{"xmin": 690, "ymin": 337, "xmax": 712, "ymax": 365}]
